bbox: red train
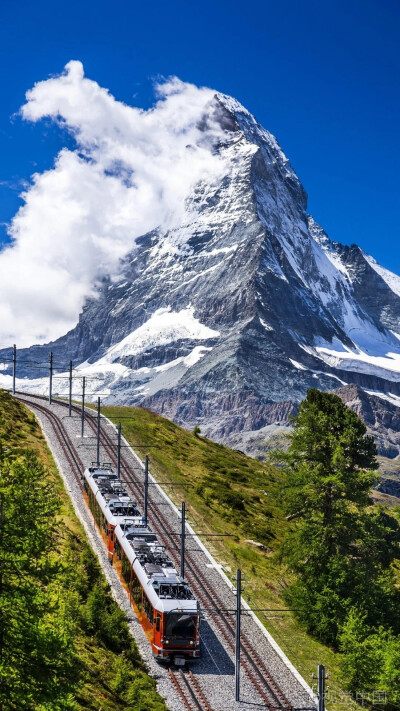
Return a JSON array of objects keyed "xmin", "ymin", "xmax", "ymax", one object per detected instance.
[{"xmin": 83, "ymin": 463, "xmax": 200, "ymax": 664}]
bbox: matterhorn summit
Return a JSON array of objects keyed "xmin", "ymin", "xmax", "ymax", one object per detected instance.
[{"xmin": 4, "ymin": 89, "xmax": 400, "ymax": 442}]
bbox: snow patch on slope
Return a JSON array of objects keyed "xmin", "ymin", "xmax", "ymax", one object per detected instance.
[
  {"xmin": 260, "ymin": 318, "xmax": 274, "ymax": 332},
  {"xmin": 0, "ymin": 343, "xmax": 215, "ymax": 401},
  {"xmin": 289, "ymin": 359, "xmax": 307, "ymax": 371},
  {"xmin": 365, "ymin": 390, "xmax": 400, "ymax": 409},
  {"xmin": 98, "ymin": 307, "xmax": 219, "ymax": 364},
  {"xmin": 301, "ymin": 330, "xmax": 400, "ymax": 383},
  {"xmin": 308, "ymin": 216, "xmax": 350, "ymax": 278}
]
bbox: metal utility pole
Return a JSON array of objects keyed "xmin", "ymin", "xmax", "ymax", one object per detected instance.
[
  {"xmin": 235, "ymin": 568, "xmax": 241, "ymax": 702},
  {"xmin": 81, "ymin": 376, "xmax": 86, "ymax": 438},
  {"xmin": 318, "ymin": 664, "xmax": 325, "ymax": 711},
  {"xmin": 117, "ymin": 422, "xmax": 121, "ymax": 477},
  {"xmin": 143, "ymin": 455, "xmax": 149, "ymax": 525},
  {"xmin": 68, "ymin": 361, "xmax": 73, "ymax": 416},
  {"xmin": 180, "ymin": 502, "xmax": 186, "ymax": 580},
  {"xmin": 49, "ymin": 352, "xmax": 53, "ymax": 405},
  {"xmin": 96, "ymin": 397, "xmax": 101, "ymax": 466},
  {"xmin": 12, "ymin": 344, "xmax": 16, "ymax": 396}
]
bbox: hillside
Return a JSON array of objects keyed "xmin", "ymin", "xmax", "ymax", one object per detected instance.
[
  {"xmin": 4, "ymin": 389, "xmax": 399, "ymax": 708},
  {"xmin": 0, "ymin": 390, "xmax": 167, "ymax": 711},
  {"xmin": 98, "ymin": 402, "xmax": 394, "ymax": 710}
]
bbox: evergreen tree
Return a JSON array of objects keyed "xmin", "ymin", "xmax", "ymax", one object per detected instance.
[
  {"xmin": 340, "ymin": 611, "xmax": 400, "ymax": 703},
  {"xmin": 274, "ymin": 389, "xmax": 400, "ymax": 645},
  {"xmin": 0, "ymin": 448, "xmax": 77, "ymax": 710}
]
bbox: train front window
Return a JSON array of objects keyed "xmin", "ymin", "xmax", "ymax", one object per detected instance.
[{"xmin": 165, "ymin": 613, "xmax": 196, "ymax": 640}]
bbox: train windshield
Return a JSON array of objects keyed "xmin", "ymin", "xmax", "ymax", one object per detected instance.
[{"xmin": 165, "ymin": 613, "xmax": 196, "ymax": 640}]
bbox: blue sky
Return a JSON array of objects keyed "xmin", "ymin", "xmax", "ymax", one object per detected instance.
[{"xmin": 0, "ymin": 0, "xmax": 399, "ymax": 272}]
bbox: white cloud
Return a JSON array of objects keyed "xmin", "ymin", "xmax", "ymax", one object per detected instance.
[{"xmin": 0, "ymin": 61, "xmax": 227, "ymax": 347}]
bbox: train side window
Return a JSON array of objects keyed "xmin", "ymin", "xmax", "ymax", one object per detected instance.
[
  {"xmin": 156, "ymin": 614, "xmax": 161, "ymax": 632},
  {"xmin": 121, "ymin": 551, "xmax": 132, "ymax": 585},
  {"xmin": 132, "ymin": 570, "xmax": 142, "ymax": 609},
  {"xmin": 143, "ymin": 594, "xmax": 153, "ymax": 622}
]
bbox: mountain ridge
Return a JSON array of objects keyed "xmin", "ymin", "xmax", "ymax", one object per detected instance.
[{"xmin": 2, "ymin": 91, "xmax": 400, "ymax": 444}]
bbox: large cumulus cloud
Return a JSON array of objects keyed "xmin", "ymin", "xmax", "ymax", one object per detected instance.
[{"xmin": 0, "ymin": 61, "xmax": 226, "ymax": 347}]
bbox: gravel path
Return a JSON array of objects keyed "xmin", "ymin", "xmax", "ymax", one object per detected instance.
[{"xmin": 17, "ymin": 394, "xmax": 318, "ymax": 711}]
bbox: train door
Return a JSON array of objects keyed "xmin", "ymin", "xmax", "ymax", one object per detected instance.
[
  {"xmin": 107, "ymin": 525, "xmax": 115, "ymax": 563},
  {"xmin": 153, "ymin": 611, "xmax": 162, "ymax": 650}
]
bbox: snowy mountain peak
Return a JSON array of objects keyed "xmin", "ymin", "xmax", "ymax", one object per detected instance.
[
  {"xmin": 214, "ymin": 92, "xmax": 253, "ymax": 121},
  {"xmin": 3, "ymin": 90, "xmax": 400, "ymax": 442},
  {"xmin": 211, "ymin": 92, "xmax": 301, "ymax": 192}
]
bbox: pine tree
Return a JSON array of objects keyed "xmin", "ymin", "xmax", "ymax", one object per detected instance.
[
  {"xmin": 0, "ymin": 448, "xmax": 77, "ymax": 710},
  {"xmin": 274, "ymin": 389, "xmax": 400, "ymax": 645}
]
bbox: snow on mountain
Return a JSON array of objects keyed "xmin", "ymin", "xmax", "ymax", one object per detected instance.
[
  {"xmin": 303, "ymin": 333, "xmax": 400, "ymax": 382},
  {"xmin": 97, "ymin": 307, "xmax": 219, "ymax": 364},
  {"xmin": 363, "ymin": 252, "xmax": 400, "ymax": 299},
  {"xmin": 4, "ymin": 90, "xmax": 400, "ymax": 441}
]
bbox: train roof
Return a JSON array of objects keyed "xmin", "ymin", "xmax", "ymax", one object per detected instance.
[
  {"xmin": 83, "ymin": 464, "xmax": 143, "ymax": 527},
  {"xmin": 115, "ymin": 522, "xmax": 198, "ymax": 614},
  {"xmin": 84, "ymin": 463, "xmax": 198, "ymax": 615}
]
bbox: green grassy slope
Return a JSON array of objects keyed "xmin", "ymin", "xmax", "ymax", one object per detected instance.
[
  {"xmin": 0, "ymin": 390, "xmax": 167, "ymax": 711},
  {"xmin": 99, "ymin": 404, "xmax": 366, "ymax": 710}
]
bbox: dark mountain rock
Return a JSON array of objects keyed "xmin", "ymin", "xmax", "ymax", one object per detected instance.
[
  {"xmin": 375, "ymin": 478, "xmax": 400, "ymax": 498},
  {"xmin": 334, "ymin": 384, "xmax": 400, "ymax": 458}
]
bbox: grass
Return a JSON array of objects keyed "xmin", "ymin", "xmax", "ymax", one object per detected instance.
[
  {"xmin": 0, "ymin": 388, "xmax": 48, "ymax": 457},
  {"xmin": 0, "ymin": 390, "xmax": 167, "ymax": 711},
  {"xmin": 96, "ymin": 403, "xmax": 368, "ymax": 711}
]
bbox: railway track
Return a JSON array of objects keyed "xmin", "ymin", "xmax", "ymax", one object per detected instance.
[
  {"xmin": 15, "ymin": 392, "xmax": 308, "ymax": 710},
  {"xmin": 169, "ymin": 667, "xmax": 214, "ymax": 711},
  {"xmin": 15, "ymin": 393, "xmax": 216, "ymax": 711},
  {"xmin": 144, "ymin": 494, "xmax": 291, "ymax": 709},
  {"xmin": 16, "ymin": 394, "xmax": 84, "ymax": 487},
  {"xmin": 73, "ymin": 397, "xmax": 294, "ymax": 709}
]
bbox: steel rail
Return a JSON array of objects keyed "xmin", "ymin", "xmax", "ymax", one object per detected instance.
[
  {"xmin": 168, "ymin": 668, "xmax": 214, "ymax": 711},
  {"xmin": 16, "ymin": 395, "xmax": 84, "ymax": 487}
]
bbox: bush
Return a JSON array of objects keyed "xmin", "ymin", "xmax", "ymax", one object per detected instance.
[{"xmin": 219, "ymin": 490, "xmax": 245, "ymax": 510}]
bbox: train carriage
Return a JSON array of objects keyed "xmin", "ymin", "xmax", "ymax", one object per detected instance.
[
  {"xmin": 83, "ymin": 463, "xmax": 142, "ymax": 561},
  {"xmin": 115, "ymin": 522, "xmax": 200, "ymax": 663},
  {"xmin": 83, "ymin": 464, "xmax": 200, "ymax": 664}
]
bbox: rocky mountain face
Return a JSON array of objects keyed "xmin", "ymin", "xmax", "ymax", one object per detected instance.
[
  {"xmin": 334, "ymin": 384, "xmax": 400, "ymax": 458},
  {"xmin": 222, "ymin": 385, "xmax": 400, "ymax": 460},
  {"xmin": 4, "ymin": 93, "xmax": 400, "ymax": 447}
]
